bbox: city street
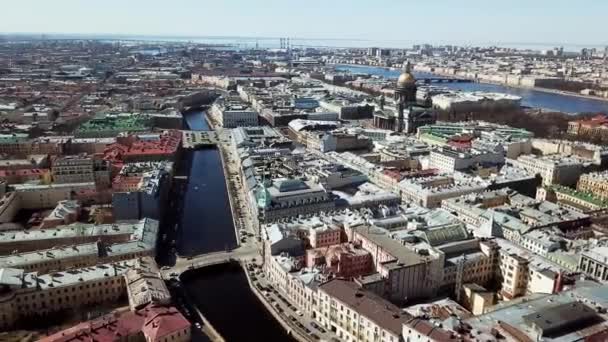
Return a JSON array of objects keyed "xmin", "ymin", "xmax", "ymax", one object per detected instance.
[{"xmin": 244, "ymin": 262, "xmax": 339, "ymax": 342}]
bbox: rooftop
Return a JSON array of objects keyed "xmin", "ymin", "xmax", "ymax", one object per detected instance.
[{"xmin": 320, "ymin": 279, "xmax": 411, "ymax": 336}]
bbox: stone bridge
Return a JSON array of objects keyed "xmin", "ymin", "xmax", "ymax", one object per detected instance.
[{"xmin": 162, "ymin": 245, "xmax": 259, "ymax": 277}]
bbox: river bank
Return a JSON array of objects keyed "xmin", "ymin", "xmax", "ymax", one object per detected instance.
[
  {"xmin": 333, "ymin": 63, "xmax": 608, "ymax": 114},
  {"xmin": 181, "ymin": 263, "xmax": 296, "ymax": 341}
]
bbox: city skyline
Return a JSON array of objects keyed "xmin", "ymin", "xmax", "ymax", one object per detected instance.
[{"xmin": 2, "ymin": 0, "xmax": 608, "ymax": 49}]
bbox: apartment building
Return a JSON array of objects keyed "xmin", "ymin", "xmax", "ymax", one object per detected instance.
[
  {"xmin": 314, "ymin": 279, "xmax": 410, "ymax": 342},
  {"xmin": 266, "ymin": 254, "xmax": 323, "ymax": 316},
  {"xmin": 496, "ymin": 239, "xmax": 562, "ymax": 300},
  {"xmin": 0, "ymin": 260, "xmax": 132, "ymax": 329},
  {"xmin": 428, "ymin": 147, "xmax": 504, "ymax": 173},
  {"xmin": 124, "ymin": 257, "xmax": 171, "ymax": 311},
  {"xmin": 567, "ymin": 114, "xmax": 608, "ymax": 138},
  {"xmin": 346, "ymin": 226, "xmax": 432, "ymax": 302},
  {"xmin": 512, "ymin": 154, "xmax": 583, "ymax": 187},
  {"xmin": 577, "ymin": 171, "xmax": 608, "ymax": 200},
  {"xmin": 257, "ymin": 179, "xmax": 335, "ymax": 222},
  {"xmin": 0, "ymin": 218, "xmax": 158, "ymax": 255},
  {"xmin": 11, "ymin": 182, "xmax": 97, "ymax": 209},
  {"xmin": 399, "ymin": 173, "xmax": 487, "ymax": 208},
  {"xmin": 579, "ymin": 246, "xmax": 608, "ymax": 282}
]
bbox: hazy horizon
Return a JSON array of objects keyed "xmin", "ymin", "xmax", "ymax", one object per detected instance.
[{"xmin": 2, "ymin": 0, "xmax": 608, "ymax": 50}]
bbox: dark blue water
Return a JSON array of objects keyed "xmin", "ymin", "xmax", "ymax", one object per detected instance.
[
  {"xmin": 182, "ymin": 263, "xmax": 295, "ymax": 341},
  {"xmin": 184, "ymin": 110, "xmax": 210, "ymax": 130},
  {"xmin": 178, "ymin": 110, "xmax": 237, "ymax": 256},
  {"xmin": 179, "ymin": 110, "xmax": 293, "ymax": 341},
  {"xmin": 336, "ymin": 64, "xmax": 608, "ymax": 114}
]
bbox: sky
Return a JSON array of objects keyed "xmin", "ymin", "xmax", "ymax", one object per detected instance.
[{"xmin": 1, "ymin": 0, "xmax": 607, "ymax": 48}]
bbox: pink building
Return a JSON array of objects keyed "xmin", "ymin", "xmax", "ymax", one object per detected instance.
[
  {"xmin": 309, "ymin": 226, "xmax": 341, "ymax": 248},
  {"xmin": 306, "ymin": 243, "xmax": 373, "ymax": 279}
]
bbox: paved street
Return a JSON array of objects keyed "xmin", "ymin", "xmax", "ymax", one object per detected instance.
[{"xmin": 244, "ymin": 262, "xmax": 339, "ymax": 342}]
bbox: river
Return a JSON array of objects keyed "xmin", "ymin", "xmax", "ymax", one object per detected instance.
[
  {"xmin": 178, "ymin": 110, "xmax": 295, "ymax": 341},
  {"xmin": 335, "ymin": 64, "xmax": 608, "ymax": 114}
]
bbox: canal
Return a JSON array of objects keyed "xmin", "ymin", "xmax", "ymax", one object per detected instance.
[
  {"xmin": 178, "ymin": 110, "xmax": 295, "ymax": 341},
  {"xmin": 182, "ymin": 263, "xmax": 295, "ymax": 342},
  {"xmin": 335, "ymin": 64, "xmax": 608, "ymax": 114},
  {"xmin": 178, "ymin": 110, "xmax": 237, "ymax": 256}
]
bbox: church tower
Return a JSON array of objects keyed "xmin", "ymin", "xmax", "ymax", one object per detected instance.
[{"xmin": 395, "ymin": 61, "xmax": 417, "ymax": 133}]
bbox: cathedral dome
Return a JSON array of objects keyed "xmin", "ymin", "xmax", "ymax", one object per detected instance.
[
  {"xmin": 396, "ymin": 61, "xmax": 416, "ymax": 88},
  {"xmin": 397, "ymin": 72, "xmax": 416, "ymax": 87}
]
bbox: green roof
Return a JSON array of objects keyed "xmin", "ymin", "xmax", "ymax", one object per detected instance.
[
  {"xmin": 75, "ymin": 114, "xmax": 151, "ymax": 135},
  {"xmin": 0, "ymin": 134, "xmax": 29, "ymax": 143},
  {"xmin": 420, "ymin": 223, "xmax": 469, "ymax": 246},
  {"xmin": 551, "ymin": 184, "xmax": 608, "ymax": 208},
  {"xmin": 420, "ymin": 132, "xmax": 448, "ymax": 143}
]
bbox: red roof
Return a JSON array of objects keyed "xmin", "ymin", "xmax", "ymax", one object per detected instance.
[
  {"xmin": 0, "ymin": 168, "xmax": 48, "ymax": 177},
  {"xmin": 39, "ymin": 305, "xmax": 190, "ymax": 342},
  {"xmin": 141, "ymin": 306, "xmax": 191, "ymax": 340},
  {"xmin": 102, "ymin": 130, "xmax": 181, "ymax": 164},
  {"xmin": 574, "ymin": 114, "xmax": 608, "ymax": 127}
]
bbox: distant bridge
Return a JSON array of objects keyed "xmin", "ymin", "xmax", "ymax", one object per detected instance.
[{"xmin": 418, "ymin": 77, "xmax": 472, "ymax": 84}]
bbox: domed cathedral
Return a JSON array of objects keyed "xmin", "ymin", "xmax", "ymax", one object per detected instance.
[{"xmin": 373, "ymin": 61, "xmax": 436, "ymax": 133}]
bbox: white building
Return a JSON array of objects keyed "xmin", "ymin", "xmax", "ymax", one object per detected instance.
[
  {"xmin": 211, "ymin": 97, "xmax": 259, "ymax": 128},
  {"xmin": 512, "ymin": 154, "xmax": 584, "ymax": 186},
  {"xmin": 431, "ymin": 92, "xmax": 521, "ymax": 112},
  {"xmin": 399, "ymin": 173, "xmax": 487, "ymax": 208},
  {"xmin": 429, "ymin": 147, "xmax": 504, "ymax": 173}
]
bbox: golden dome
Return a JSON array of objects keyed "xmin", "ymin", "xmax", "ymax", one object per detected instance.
[
  {"xmin": 396, "ymin": 61, "xmax": 416, "ymax": 87},
  {"xmin": 397, "ymin": 72, "xmax": 416, "ymax": 86}
]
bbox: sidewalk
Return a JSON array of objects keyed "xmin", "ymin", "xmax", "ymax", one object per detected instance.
[{"xmin": 244, "ymin": 262, "xmax": 338, "ymax": 342}]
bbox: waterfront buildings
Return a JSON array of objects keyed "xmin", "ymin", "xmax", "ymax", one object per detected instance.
[
  {"xmin": 568, "ymin": 114, "xmax": 608, "ymax": 138},
  {"xmin": 314, "ymin": 279, "xmax": 411, "ymax": 342},
  {"xmin": 256, "ymin": 178, "xmax": 336, "ymax": 222},
  {"xmin": 112, "ymin": 161, "xmax": 174, "ymax": 221},
  {"xmin": 431, "ymin": 92, "xmax": 522, "ymax": 112},
  {"xmin": 210, "ymin": 96, "xmax": 259, "ymax": 128}
]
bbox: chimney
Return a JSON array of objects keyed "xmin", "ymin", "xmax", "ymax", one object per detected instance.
[{"xmin": 553, "ymin": 271, "xmax": 565, "ymax": 293}]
